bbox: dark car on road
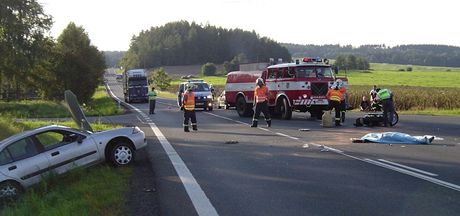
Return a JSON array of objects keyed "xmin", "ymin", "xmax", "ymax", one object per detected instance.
[{"xmin": 177, "ymin": 80, "xmax": 213, "ymax": 111}]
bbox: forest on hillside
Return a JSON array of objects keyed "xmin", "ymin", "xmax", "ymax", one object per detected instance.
[
  {"xmin": 120, "ymin": 21, "xmax": 291, "ymax": 69},
  {"xmin": 283, "ymin": 44, "xmax": 460, "ymax": 67}
]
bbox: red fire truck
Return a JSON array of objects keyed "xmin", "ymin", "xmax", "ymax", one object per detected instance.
[{"xmin": 225, "ymin": 57, "xmax": 348, "ymax": 119}]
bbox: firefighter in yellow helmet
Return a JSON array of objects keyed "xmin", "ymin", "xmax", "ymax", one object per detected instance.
[
  {"xmin": 182, "ymin": 84, "xmax": 197, "ymax": 132},
  {"xmin": 251, "ymin": 78, "xmax": 271, "ymax": 127},
  {"xmin": 326, "ymin": 81, "xmax": 344, "ymax": 126}
]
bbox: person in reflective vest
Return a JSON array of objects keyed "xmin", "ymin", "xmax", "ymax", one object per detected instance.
[
  {"xmin": 336, "ymin": 79, "xmax": 347, "ymax": 123},
  {"xmin": 148, "ymin": 87, "xmax": 157, "ymax": 114},
  {"xmin": 251, "ymin": 78, "xmax": 271, "ymax": 128},
  {"xmin": 326, "ymin": 82, "xmax": 343, "ymax": 126},
  {"xmin": 182, "ymin": 84, "xmax": 197, "ymax": 132},
  {"xmin": 376, "ymin": 88, "xmax": 395, "ymax": 127}
]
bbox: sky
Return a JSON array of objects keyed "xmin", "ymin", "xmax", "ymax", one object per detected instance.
[{"xmin": 38, "ymin": 0, "xmax": 460, "ymax": 51}]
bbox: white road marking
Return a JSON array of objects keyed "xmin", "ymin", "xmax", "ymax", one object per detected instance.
[
  {"xmin": 106, "ymin": 83, "xmax": 219, "ymax": 216},
  {"xmin": 434, "ymin": 136, "xmax": 444, "ymax": 140},
  {"xmin": 378, "ymin": 159, "xmax": 438, "ymax": 177},
  {"xmin": 275, "ymin": 132, "xmax": 300, "ymax": 140},
  {"xmin": 364, "ymin": 159, "xmax": 460, "ymax": 192}
]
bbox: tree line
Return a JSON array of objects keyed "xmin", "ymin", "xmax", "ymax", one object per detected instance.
[
  {"xmin": 0, "ymin": 0, "xmax": 105, "ymax": 103},
  {"xmin": 283, "ymin": 44, "xmax": 460, "ymax": 67},
  {"xmin": 120, "ymin": 21, "xmax": 291, "ymax": 70}
]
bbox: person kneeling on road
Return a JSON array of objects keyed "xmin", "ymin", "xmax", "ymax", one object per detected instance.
[
  {"xmin": 326, "ymin": 81, "xmax": 343, "ymax": 126},
  {"xmin": 182, "ymin": 85, "xmax": 198, "ymax": 132},
  {"xmin": 251, "ymin": 78, "xmax": 271, "ymax": 128}
]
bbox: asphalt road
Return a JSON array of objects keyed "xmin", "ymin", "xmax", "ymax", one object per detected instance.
[{"xmin": 106, "ymin": 70, "xmax": 460, "ymax": 216}]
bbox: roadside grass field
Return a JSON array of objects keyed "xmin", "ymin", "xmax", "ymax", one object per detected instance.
[
  {"xmin": 0, "ymin": 86, "xmax": 124, "ymax": 118},
  {"xmin": 0, "ymin": 118, "xmax": 130, "ymax": 216}
]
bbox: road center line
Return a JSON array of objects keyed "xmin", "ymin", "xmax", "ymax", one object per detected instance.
[
  {"xmin": 378, "ymin": 159, "xmax": 438, "ymax": 177},
  {"xmin": 364, "ymin": 159, "xmax": 460, "ymax": 192},
  {"xmin": 106, "ymin": 83, "xmax": 219, "ymax": 216}
]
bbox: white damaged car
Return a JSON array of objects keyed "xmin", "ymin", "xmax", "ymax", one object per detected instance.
[{"xmin": 0, "ymin": 90, "xmax": 146, "ymax": 201}]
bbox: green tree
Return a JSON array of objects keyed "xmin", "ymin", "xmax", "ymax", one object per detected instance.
[
  {"xmin": 149, "ymin": 68, "xmax": 171, "ymax": 91},
  {"xmin": 201, "ymin": 63, "xmax": 217, "ymax": 76},
  {"xmin": 45, "ymin": 22, "xmax": 105, "ymax": 103},
  {"xmin": 0, "ymin": 0, "xmax": 52, "ymax": 99}
]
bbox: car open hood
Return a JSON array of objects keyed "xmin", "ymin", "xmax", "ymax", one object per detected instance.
[{"xmin": 64, "ymin": 90, "xmax": 93, "ymax": 132}]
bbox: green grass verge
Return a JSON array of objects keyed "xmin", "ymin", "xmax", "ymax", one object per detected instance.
[
  {"xmin": 0, "ymin": 118, "xmax": 130, "ymax": 216},
  {"xmin": 0, "ymin": 86, "xmax": 124, "ymax": 118},
  {"xmin": 85, "ymin": 86, "xmax": 124, "ymax": 116}
]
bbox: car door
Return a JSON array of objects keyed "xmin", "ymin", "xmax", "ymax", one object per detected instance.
[
  {"xmin": 0, "ymin": 137, "xmax": 49, "ymax": 187},
  {"xmin": 34, "ymin": 130, "xmax": 100, "ymax": 175}
]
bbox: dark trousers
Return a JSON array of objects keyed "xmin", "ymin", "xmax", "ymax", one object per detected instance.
[
  {"xmin": 340, "ymin": 100, "xmax": 346, "ymax": 122},
  {"xmin": 382, "ymin": 99, "xmax": 395, "ymax": 126},
  {"xmin": 149, "ymin": 99, "xmax": 156, "ymax": 114},
  {"xmin": 329, "ymin": 100, "xmax": 341, "ymax": 125},
  {"xmin": 253, "ymin": 101, "xmax": 271, "ymax": 122},
  {"xmin": 183, "ymin": 110, "xmax": 197, "ymax": 126}
]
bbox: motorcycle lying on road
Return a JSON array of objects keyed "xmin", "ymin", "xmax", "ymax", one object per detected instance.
[{"xmin": 354, "ymin": 102, "xmax": 399, "ymax": 127}]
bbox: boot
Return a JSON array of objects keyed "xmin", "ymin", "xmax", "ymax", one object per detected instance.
[
  {"xmin": 184, "ymin": 126, "xmax": 190, "ymax": 132},
  {"xmin": 250, "ymin": 120, "xmax": 258, "ymax": 127},
  {"xmin": 192, "ymin": 124, "xmax": 197, "ymax": 131},
  {"xmin": 335, "ymin": 120, "xmax": 342, "ymax": 126},
  {"xmin": 267, "ymin": 120, "xmax": 271, "ymax": 127}
]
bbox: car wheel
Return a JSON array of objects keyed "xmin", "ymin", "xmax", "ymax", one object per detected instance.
[
  {"xmin": 109, "ymin": 142, "xmax": 135, "ymax": 166},
  {"xmin": 208, "ymin": 106, "xmax": 213, "ymax": 111},
  {"xmin": 0, "ymin": 181, "xmax": 23, "ymax": 202}
]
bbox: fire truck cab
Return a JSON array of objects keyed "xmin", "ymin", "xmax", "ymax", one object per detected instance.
[{"xmin": 225, "ymin": 57, "xmax": 347, "ymax": 119}]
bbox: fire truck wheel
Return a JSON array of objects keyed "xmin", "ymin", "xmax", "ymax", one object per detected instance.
[
  {"xmin": 278, "ymin": 97, "xmax": 292, "ymax": 120},
  {"xmin": 236, "ymin": 96, "xmax": 252, "ymax": 117}
]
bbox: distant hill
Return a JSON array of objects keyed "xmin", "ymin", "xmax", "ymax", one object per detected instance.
[
  {"xmin": 120, "ymin": 21, "xmax": 291, "ymax": 70},
  {"xmin": 282, "ymin": 44, "xmax": 460, "ymax": 67}
]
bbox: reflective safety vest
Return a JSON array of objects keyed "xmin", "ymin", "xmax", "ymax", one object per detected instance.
[
  {"xmin": 148, "ymin": 90, "xmax": 157, "ymax": 101},
  {"xmin": 339, "ymin": 87, "xmax": 347, "ymax": 101},
  {"xmin": 254, "ymin": 86, "xmax": 268, "ymax": 103},
  {"xmin": 183, "ymin": 91, "xmax": 195, "ymax": 110},
  {"xmin": 377, "ymin": 89, "xmax": 391, "ymax": 100},
  {"xmin": 327, "ymin": 89, "xmax": 342, "ymax": 102}
]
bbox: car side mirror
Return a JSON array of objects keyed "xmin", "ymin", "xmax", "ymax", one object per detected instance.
[
  {"xmin": 77, "ymin": 135, "xmax": 85, "ymax": 144},
  {"xmin": 333, "ymin": 66, "xmax": 339, "ymax": 74}
]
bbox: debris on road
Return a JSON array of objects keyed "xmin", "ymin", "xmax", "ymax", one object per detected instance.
[
  {"xmin": 225, "ymin": 140, "xmax": 239, "ymax": 144},
  {"xmin": 302, "ymin": 144, "xmax": 309, "ymax": 148},
  {"xmin": 299, "ymin": 128, "xmax": 311, "ymax": 131},
  {"xmin": 143, "ymin": 188, "xmax": 156, "ymax": 193}
]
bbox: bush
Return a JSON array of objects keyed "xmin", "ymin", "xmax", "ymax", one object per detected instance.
[
  {"xmin": 398, "ymin": 68, "xmax": 405, "ymax": 71},
  {"xmin": 201, "ymin": 63, "xmax": 217, "ymax": 76},
  {"xmin": 149, "ymin": 68, "xmax": 172, "ymax": 91},
  {"xmin": 406, "ymin": 67, "xmax": 413, "ymax": 71}
]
